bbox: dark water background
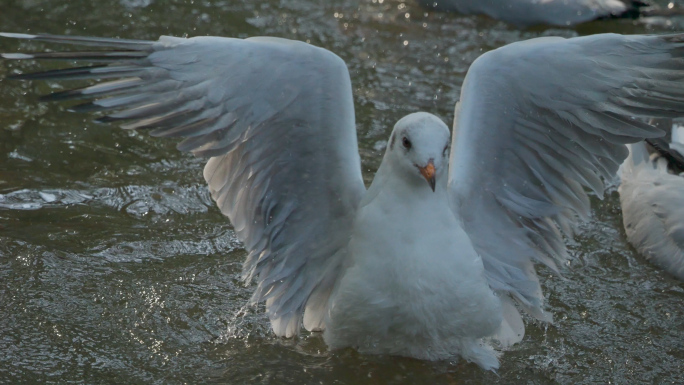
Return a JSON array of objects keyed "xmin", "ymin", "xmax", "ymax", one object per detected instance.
[{"xmin": 0, "ymin": 0, "xmax": 682, "ymax": 383}]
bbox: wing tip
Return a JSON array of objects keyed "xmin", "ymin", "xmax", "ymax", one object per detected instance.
[
  {"xmin": 1, "ymin": 53, "xmax": 35, "ymax": 60},
  {"xmin": 0, "ymin": 32, "xmax": 37, "ymax": 40}
]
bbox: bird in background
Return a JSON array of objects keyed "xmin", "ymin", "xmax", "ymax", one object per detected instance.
[
  {"xmin": 416, "ymin": 0, "xmax": 649, "ymax": 27},
  {"xmin": 619, "ymin": 119, "xmax": 684, "ymax": 281},
  {"xmin": 2, "ymin": 30, "xmax": 684, "ymax": 370}
]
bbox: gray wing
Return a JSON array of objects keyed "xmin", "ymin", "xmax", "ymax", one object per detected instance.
[
  {"xmin": 1, "ymin": 33, "xmax": 366, "ymax": 337},
  {"xmin": 620, "ymin": 142, "xmax": 684, "ymax": 281},
  {"xmin": 448, "ymin": 33, "xmax": 684, "ymax": 323}
]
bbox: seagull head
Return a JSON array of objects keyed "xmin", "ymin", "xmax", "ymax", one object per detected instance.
[{"xmin": 386, "ymin": 112, "xmax": 450, "ymax": 192}]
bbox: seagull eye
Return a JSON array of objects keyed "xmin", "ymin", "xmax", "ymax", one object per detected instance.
[
  {"xmin": 443, "ymin": 144, "xmax": 449, "ymax": 157},
  {"xmin": 402, "ymin": 136, "xmax": 412, "ymax": 150}
]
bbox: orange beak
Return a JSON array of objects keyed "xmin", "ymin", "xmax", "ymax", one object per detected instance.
[{"xmin": 418, "ymin": 160, "xmax": 436, "ymax": 192}]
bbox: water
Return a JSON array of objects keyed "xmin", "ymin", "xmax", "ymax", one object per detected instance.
[{"xmin": 0, "ymin": 0, "xmax": 683, "ymax": 383}]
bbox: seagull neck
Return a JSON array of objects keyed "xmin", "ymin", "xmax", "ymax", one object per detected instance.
[{"xmin": 362, "ymin": 160, "xmax": 449, "ymax": 208}]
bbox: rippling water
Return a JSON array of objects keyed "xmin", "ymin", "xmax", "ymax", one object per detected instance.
[{"xmin": 0, "ymin": 0, "xmax": 683, "ymax": 383}]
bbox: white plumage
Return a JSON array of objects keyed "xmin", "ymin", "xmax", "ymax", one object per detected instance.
[{"xmin": 620, "ymin": 129, "xmax": 684, "ymax": 281}]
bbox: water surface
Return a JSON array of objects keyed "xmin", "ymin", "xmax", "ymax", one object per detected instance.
[{"xmin": 0, "ymin": 0, "xmax": 683, "ymax": 383}]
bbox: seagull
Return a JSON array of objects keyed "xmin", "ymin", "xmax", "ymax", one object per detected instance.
[
  {"xmin": 619, "ymin": 122, "xmax": 684, "ymax": 281},
  {"xmin": 2, "ymin": 31, "xmax": 684, "ymax": 370},
  {"xmin": 417, "ymin": 0, "xmax": 647, "ymax": 27}
]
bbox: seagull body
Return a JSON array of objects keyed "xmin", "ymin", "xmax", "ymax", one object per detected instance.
[
  {"xmin": 418, "ymin": 0, "xmax": 643, "ymax": 26},
  {"xmin": 3, "ymin": 31, "xmax": 684, "ymax": 370},
  {"xmin": 326, "ymin": 114, "xmax": 502, "ymax": 368},
  {"xmin": 620, "ymin": 131, "xmax": 684, "ymax": 280}
]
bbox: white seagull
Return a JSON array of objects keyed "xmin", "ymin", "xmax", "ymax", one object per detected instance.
[
  {"xmin": 2, "ymin": 31, "xmax": 684, "ymax": 370},
  {"xmin": 619, "ymin": 123, "xmax": 684, "ymax": 281},
  {"xmin": 417, "ymin": 0, "xmax": 646, "ymax": 27}
]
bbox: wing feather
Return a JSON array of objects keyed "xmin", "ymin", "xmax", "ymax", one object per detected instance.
[
  {"xmin": 1, "ymin": 33, "xmax": 366, "ymax": 336},
  {"xmin": 449, "ymin": 33, "xmax": 684, "ymax": 321}
]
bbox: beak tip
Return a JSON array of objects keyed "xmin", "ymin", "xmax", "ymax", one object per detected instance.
[{"xmin": 418, "ymin": 160, "xmax": 437, "ymax": 192}]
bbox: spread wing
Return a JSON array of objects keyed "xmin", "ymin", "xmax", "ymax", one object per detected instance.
[
  {"xmin": 1, "ymin": 33, "xmax": 366, "ymax": 337},
  {"xmin": 448, "ymin": 33, "xmax": 684, "ymax": 331}
]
